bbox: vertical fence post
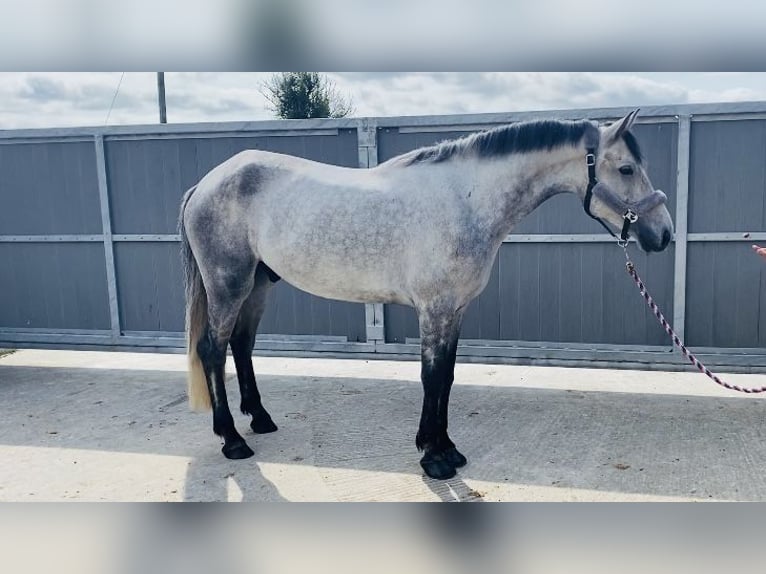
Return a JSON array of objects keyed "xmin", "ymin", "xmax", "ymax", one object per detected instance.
[
  {"xmin": 672, "ymin": 115, "xmax": 691, "ymax": 344},
  {"xmin": 357, "ymin": 118, "xmax": 385, "ymax": 344},
  {"xmin": 157, "ymin": 72, "xmax": 167, "ymax": 124},
  {"xmin": 94, "ymin": 134, "xmax": 121, "ymax": 341}
]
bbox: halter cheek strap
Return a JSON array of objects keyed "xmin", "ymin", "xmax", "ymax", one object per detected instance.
[
  {"xmin": 583, "ymin": 148, "xmax": 626, "ymax": 242},
  {"xmin": 582, "ymin": 147, "xmax": 667, "ymax": 245}
]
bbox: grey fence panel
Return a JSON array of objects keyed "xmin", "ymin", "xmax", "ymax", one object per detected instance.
[
  {"xmin": 689, "ymin": 120, "xmax": 766, "ymax": 234},
  {"xmin": 260, "ymin": 287, "xmax": 368, "ymax": 342},
  {"xmin": 114, "ymin": 242, "xmax": 185, "ymax": 332},
  {"xmin": 105, "ymin": 138, "xmax": 194, "ymax": 236},
  {"xmin": 385, "ymin": 243, "xmax": 675, "ymax": 345},
  {"xmin": 0, "ymin": 242, "xmax": 110, "ymax": 330},
  {"xmin": 681, "ymin": 119, "xmax": 766, "ymax": 349},
  {"xmin": 106, "ymin": 129, "xmax": 359, "ymax": 234},
  {"xmin": 0, "ymin": 141, "xmax": 101, "ymax": 235},
  {"xmin": 685, "ymin": 242, "xmax": 766, "ymax": 348}
]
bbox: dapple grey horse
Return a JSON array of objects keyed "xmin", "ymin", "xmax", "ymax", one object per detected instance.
[{"xmin": 180, "ymin": 109, "xmax": 673, "ymax": 479}]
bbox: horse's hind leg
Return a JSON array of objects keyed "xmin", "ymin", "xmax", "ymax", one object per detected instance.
[
  {"xmin": 198, "ymin": 267, "xmax": 256, "ymax": 459},
  {"xmin": 416, "ymin": 305, "xmax": 466, "ymax": 480},
  {"xmin": 230, "ymin": 263, "xmax": 279, "ymax": 434}
]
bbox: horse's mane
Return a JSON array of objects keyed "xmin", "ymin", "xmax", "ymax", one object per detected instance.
[{"xmin": 391, "ymin": 119, "xmax": 642, "ymax": 166}]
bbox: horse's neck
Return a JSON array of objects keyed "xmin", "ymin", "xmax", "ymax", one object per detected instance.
[{"xmin": 470, "ymin": 145, "xmax": 588, "ymax": 240}]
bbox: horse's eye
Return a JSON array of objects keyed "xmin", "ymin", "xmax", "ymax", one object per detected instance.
[{"xmin": 619, "ymin": 165, "xmax": 634, "ymax": 176}]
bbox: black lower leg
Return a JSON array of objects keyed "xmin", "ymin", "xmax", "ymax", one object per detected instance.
[
  {"xmin": 417, "ymin": 378, "xmax": 456, "ymax": 480},
  {"xmin": 230, "ymin": 330, "xmax": 277, "ymax": 434},
  {"xmin": 417, "ymin": 351, "xmax": 457, "ymax": 479},
  {"xmin": 230, "ymin": 274, "xmax": 277, "ymax": 435},
  {"xmin": 198, "ymin": 327, "xmax": 253, "ymax": 459}
]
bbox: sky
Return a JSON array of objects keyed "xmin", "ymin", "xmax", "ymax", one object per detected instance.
[{"xmin": 2, "ymin": 72, "xmax": 766, "ymax": 130}]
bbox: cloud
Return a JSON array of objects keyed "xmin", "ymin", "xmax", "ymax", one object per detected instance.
[
  {"xmin": 0, "ymin": 72, "xmax": 764, "ymax": 130},
  {"xmin": 0, "ymin": 73, "xmax": 157, "ymax": 128},
  {"xmin": 0, "ymin": 72, "xmax": 275, "ymax": 128},
  {"xmin": 333, "ymin": 73, "xmax": 696, "ymax": 118},
  {"xmin": 19, "ymin": 76, "xmax": 68, "ymax": 101}
]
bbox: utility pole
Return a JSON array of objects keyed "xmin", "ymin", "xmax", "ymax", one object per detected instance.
[{"xmin": 157, "ymin": 72, "xmax": 167, "ymax": 124}]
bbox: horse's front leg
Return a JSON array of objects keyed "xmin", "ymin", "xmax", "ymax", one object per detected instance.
[{"xmin": 416, "ymin": 306, "xmax": 466, "ymax": 479}]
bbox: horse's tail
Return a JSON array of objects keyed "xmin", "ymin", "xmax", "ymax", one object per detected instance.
[{"xmin": 180, "ymin": 185, "xmax": 212, "ymax": 411}]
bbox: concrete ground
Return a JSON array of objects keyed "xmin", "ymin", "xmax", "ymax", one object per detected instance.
[{"xmin": 1, "ymin": 349, "xmax": 766, "ymax": 501}]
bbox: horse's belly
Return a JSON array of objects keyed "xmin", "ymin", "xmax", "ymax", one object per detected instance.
[
  {"xmin": 294, "ymin": 283, "xmax": 410, "ymax": 305},
  {"xmin": 280, "ymin": 271, "xmax": 410, "ymax": 305},
  {"xmin": 257, "ymin": 243, "xmax": 410, "ymax": 305},
  {"xmin": 254, "ymin": 202, "xmax": 412, "ymax": 304}
]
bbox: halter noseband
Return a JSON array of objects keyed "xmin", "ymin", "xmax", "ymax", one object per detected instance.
[{"xmin": 582, "ymin": 147, "xmax": 667, "ymax": 246}]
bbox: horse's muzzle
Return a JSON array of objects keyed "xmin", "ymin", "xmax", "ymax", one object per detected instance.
[{"xmin": 637, "ymin": 223, "xmax": 673, "ymax": 252}]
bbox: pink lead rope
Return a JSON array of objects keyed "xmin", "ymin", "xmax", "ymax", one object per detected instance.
[{"xmin": 623, "ymin": 247, "xmax": 766, "ymax": 394}]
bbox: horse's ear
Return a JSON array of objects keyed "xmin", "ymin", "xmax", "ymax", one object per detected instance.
[{"xmin": 603, "ymin": 108, "xmax": 640, "ymax": 142}]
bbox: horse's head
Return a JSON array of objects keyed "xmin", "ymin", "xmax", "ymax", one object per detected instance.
[{"xmin": 588, "ymin": 109, "xmax": 674, "ymax": 252}]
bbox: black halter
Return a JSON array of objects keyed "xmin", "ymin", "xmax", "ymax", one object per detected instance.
[{"xmin": 583, "ymin": 147, "xmax": 639, "ymax": 246}]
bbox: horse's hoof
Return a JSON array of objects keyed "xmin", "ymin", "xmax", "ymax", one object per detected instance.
[
  {"xmin": 420, "ymin": 453, "xmax": 457, "ymax": 480},
  {"xmin": 222, "ymin": 440, "xmax": 254, "ymax": 460},
  {"xmin": 444, "ymin": 447, "xmax": 467, "ymax": 468},
  {"xmin": 250, "ymin": 414, "xmax": 278, "ymax": 434}
]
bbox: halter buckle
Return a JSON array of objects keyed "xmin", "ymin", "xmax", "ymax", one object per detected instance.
[
  {"xmin": 624, "ymin": 209, "xmax": 638, "ymax": 223},
  {"xmin": 585, "ymin": 153, "xmax": 596, "ymax": 167}
]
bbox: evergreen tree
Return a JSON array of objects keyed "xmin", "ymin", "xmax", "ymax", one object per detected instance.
[{"xmin": 262, "ymin": 72, "xmax": 354, "ymax": 119}]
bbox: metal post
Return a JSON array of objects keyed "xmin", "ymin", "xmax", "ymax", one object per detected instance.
[
  {"xmin": 95, "ymin": 135, "xmax": 122, "ymax": 341},
  {"xmin": 157, "ymin": 72, "xmax": 167, "ymax": 124},
  {"xmin": 672, "ymin": 115, "xmax": 691, "ymax": 343},
  {"xmin": 357, "ymin": 118, "xmax": 385, "ymax": 344},
  {"xmin": 357, "ymin": 117, "xmax": 378, "ymax": 168}
]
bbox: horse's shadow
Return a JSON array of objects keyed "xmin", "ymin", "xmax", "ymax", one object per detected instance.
[
  {"xmin": 180, "ymin": 445, "xmax": 485, "ymax": 502},
  {"xmin": 421, "ymin": 476, "xmax": 485, "ymax": 502},
  {"xmin": 182, "ymin": 447, "xmax": 287, "ymax": 502}
]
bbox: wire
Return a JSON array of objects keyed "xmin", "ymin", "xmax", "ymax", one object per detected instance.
[{"xmin": 104, "ymin": 72, "xmax": 125, "ymax": 125}]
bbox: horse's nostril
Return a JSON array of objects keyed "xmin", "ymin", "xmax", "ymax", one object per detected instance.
[{"xmin": 661, "ymin": 229, "xmax": 671, "ymax": 249}]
